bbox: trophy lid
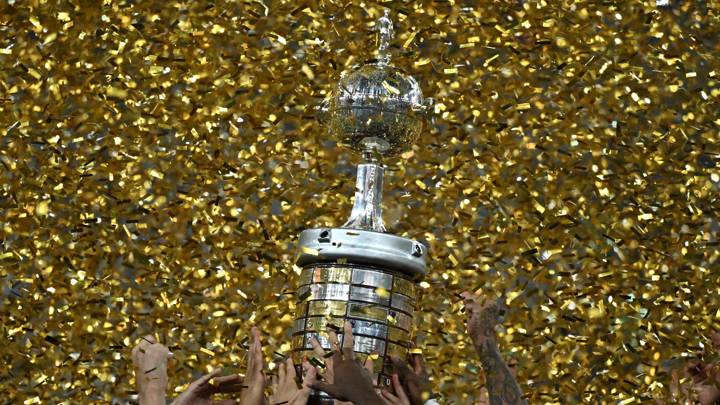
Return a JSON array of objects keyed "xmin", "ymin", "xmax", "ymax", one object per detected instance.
[{"xmin": 321, "ymin": 10, "xmax": 431, "ymax": 157}]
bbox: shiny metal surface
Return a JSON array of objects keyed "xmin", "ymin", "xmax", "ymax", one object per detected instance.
[
  {"xmin": 316, "ymin": 10, "xmax": 431, "ymax": 158},
  {"xmin": 390, "ymin": 292, "xmax": 414, "ymax": 314},
  {"xmin": 343, "ymin": 163, "xmax": 386, "ymax": 232},
  {"xmin": 297, "ymin": 228, "xmax": 426, "ymax": 279},
  {"xmin": 297, "ymin": 13, "xmax": 431, "ymax": 403},
  {"xmin": 350, "ymin": 285, "xmax": 391, "ymax": 306},
  {"xmin": 351, "ymin": 267, "xmax": 393, "ymax": 289},
  {"xmin": 292, "ymin": 263, "xmax": 417, "ymax": 390}
]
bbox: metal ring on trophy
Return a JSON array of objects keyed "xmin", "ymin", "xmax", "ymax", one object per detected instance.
[
  {"xmin": 302, "ymin": 333, "xmax": 336, "ymax": 350},
  {"xmin": 386, "ymin": 341, "xmax": 409, "ymax": 359},
  {"xmin": 304, "ymin": 283, "xmax": 351, "ymax": 301},
  {"xmin": 349, "ymin": 285, "xmax": 391, "ymax": 306},
  {"xmin": 351, "ymin": 268, "xmax": 393, "ymax": 289},
  {"xmin": 307, "ymin": 300, "xmax": 348, "ymax": 317},
  {"xmin": 347, "ymin": 301, "xmax": 389, "ymax": 323},
  {"xmin": 297, "ymin": 229, "xmax": 426, "ymax": 278},
  {"xmin": 387, "ymin": 325, "xmax": 408, "ymax": 343},
  {"xmin": 389, "ymin": 292, "xmax": 415, "ymax": 314},
  {"xmin": 291, "ymin": 318, "xmax": 306, "ymax": 336},
  {"xmin": 351, "ymin": 335, "xmax": 387, "ymax": 355},
  {"xmin": 311, "ymin": 266, "xmax": 353, "ymax": 284},
  {"xmin": 392, "ymin": 276, "xmax": 416, "ymax": 300},
  {"xmin": 387, "ymin": 310, "xmax": 412, "ymax": 331},
  {"xmin": 348, "ymin": 318, "xmax": 388, "ymax": 340},
  {"xmin": 303, "ymin": 317, "xmax": 344, "ymax": 334}
]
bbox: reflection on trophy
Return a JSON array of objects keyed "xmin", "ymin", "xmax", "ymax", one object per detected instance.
[{"xmin": 291, "ymin": 10, "xmax": 433, "ymax": 403}]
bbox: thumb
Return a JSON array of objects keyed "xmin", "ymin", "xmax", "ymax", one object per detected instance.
[{"xmin": 310, "ymin": 381, "xmax": 346, "ymax": 400}]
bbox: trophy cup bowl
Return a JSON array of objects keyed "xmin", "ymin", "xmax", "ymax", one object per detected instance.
[{"xmin": 320, "ymin": 63, "xmax": 432, "ymax": 156}]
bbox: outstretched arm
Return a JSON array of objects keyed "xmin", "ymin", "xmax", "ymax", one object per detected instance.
[
  {"xmin": 131, "ymin": 335, "xmax": 171, "ymax": 405},
  {"xmin": 462, "ymin": 292, "xmax": 526, "ymax": 405}
]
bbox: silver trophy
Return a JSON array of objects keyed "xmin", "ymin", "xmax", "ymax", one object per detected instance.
[{"xmin": 291, "ymin": 11, "xmax": 432, "ymax": 403}]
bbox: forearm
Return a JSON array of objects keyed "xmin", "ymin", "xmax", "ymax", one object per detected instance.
[
  {"xmin": 138, "ymin": 389, "xmax": 165, "ymax": 405},
  {"xmin": 474, "ymin": 338, "xmax": 526, "ymax": 405},
  {"xmin": 139, "ymin": 384, "xmax": 167, "ymax": 405}
]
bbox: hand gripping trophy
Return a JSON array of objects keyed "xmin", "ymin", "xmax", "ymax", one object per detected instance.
[{"xmin": 291, "ymin": 11, "xmax": 433, "ymax": 403}]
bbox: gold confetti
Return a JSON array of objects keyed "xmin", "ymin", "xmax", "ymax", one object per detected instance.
[{"xmin": 1, "ymin": 3, "xmax": 716, "ymax": 404}]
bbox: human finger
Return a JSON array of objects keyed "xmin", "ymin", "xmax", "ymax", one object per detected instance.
[
  {"xmin": 391, "ymin": 374, "xmax": 410, "ymax": 404},
  {"xmin": 214, "ymin": 374, "xmax": 242, "ymax": 385},
  {"xmin": 278, "ymin": 359, "xmax": 287, "ymax": 385},
  {"xmin": 329, "ymin": 330, "xmax": 340, "ymax": 351},
  {"xmin": 364, "ymin": 352, "xmax": 377, "ymax": 375},
  {"xmin": 342, "ymin": 321, "xmax": 354, "ymax": 360},
  {"xmin": 328, "ymin": 330, "xmax": 342, "ymax": 362},
  {"xmin": 189, "ymin": 368, "xmax": 222, "ymax": 389},
  {"xmin": 271, "ymin": 373, "xmax": 278, "ymax": 392},
  {"xmin": 132, "ymin": 335, "xmax": 156, "ymax": 363},
  {"xmin": 251, "ymin": 327, "xmax": 264, "ymax": 374},
  {"xmin": 246, "ymin": 333, "xmax": 256, "ymax": 373},
  {"xmin": 407, "ymin": 344, "xmax": 425, "ymax": 375},
  {"xmin": 461, "ymin": 291, "xmax": 480, "ymax": 304},
  {"xmin": 390, "ymin": 356, "xmax": 414, "ymax": 380},
  {"xmin": 381, "ymin": 389, "xmax": 402, "ymax": 405},
  {"xmin": 302, "ymin": 359, "xmax": 318, "ymax": 387},
  {"xmin": 286, "ymin": 357, "xmax": 297, "ymax": 380},
  {"xmin": 310, "ymin": 337, "xmax": 327, "ymax": 359}
]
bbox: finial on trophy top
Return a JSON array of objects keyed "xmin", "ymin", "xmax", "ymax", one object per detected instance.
[{"xmin": 377, "ymin": 9, "xmax": 394, "ymax": 66}]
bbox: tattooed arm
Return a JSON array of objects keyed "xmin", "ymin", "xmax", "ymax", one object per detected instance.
[{"xmin": 462, "ymin": 292, "xmax": 526, "ymax": 405}]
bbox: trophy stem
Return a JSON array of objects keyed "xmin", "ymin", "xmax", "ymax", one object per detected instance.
[{"xmin": 343, "ymin": 158, "xmax": 386, "ymax": 233}]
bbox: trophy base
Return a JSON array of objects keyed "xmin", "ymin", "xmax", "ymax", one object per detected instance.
[
  {"xmin": 292, "ymin": 228, "xmax": 427, "ymax": 390},
  {"xmin": 308, "ymin": 395, "xmax": 335, "ymax": 405}
]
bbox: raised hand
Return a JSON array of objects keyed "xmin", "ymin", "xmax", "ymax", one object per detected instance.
[
  {"xmin": 171, "ymin": 369, "xmax": 244, "ymax": 405},
  {"xmin": 309, "ymin": 328, "xmax": 353, "ymax": 405},
  {"xmin": 380, "ymin": 373, "xmax": 412, "ymax": 405},
  {"xmin": 132, "ymin": 335, "xmax": 172, "ymax": 405},
  {"xmin": 462, "ymin": 292, "xmax": 500, "ymax": 350},
  {"xmin": 240, "ymin": 326, "xmax": 266, "ymax": 405},
  {"xmin": 462, "ymin": 291, "xmax": 526, "ymax": 405},
  {"xmin": 269, "ymin": 357, "xmax": 317, "ymax": 405},
  {"xmin": 388, "ymin": 352, "xmax": 432, "ymax": 405},
  {"xmin": 310, "ymin": 321, "xmax": 384, "ymax": 405}
]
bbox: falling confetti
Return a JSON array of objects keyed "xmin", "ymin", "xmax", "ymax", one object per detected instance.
[{"xmin": 0, "ymin": 1, "xmax": 719, "ymax": 404}]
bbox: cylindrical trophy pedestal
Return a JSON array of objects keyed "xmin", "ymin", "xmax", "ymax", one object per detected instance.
[{"xmin": 291, "ymin": 228, "xmax": 426, "ymax": 404}]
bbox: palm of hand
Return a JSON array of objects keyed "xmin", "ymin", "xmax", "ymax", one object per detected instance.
[
  {"xmin": 389, "ymin": 356, "xmax": 431, "ymax": 405},
  {"xmin": 269, "ymin": 358, "xmax": 316, "ymax": 405},
  {"xmin": 240, "ymin": 327, "xmax": 266, "ymax": 405},
  {"xmin": 310, "ymin": 323, "xmax": 380, "ymax": 404},
  {"xmin": 463, "ymin": 293, "xmax": 499, "ymax": 345},
  {"xmin": 309, "ymin": 333, "xmax": 352, "ymax": 405}
]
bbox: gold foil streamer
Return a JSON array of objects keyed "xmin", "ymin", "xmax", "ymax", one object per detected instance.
[{"xmin": 1, "ymin": 1, "xmax": 719, "ymax": 403}]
